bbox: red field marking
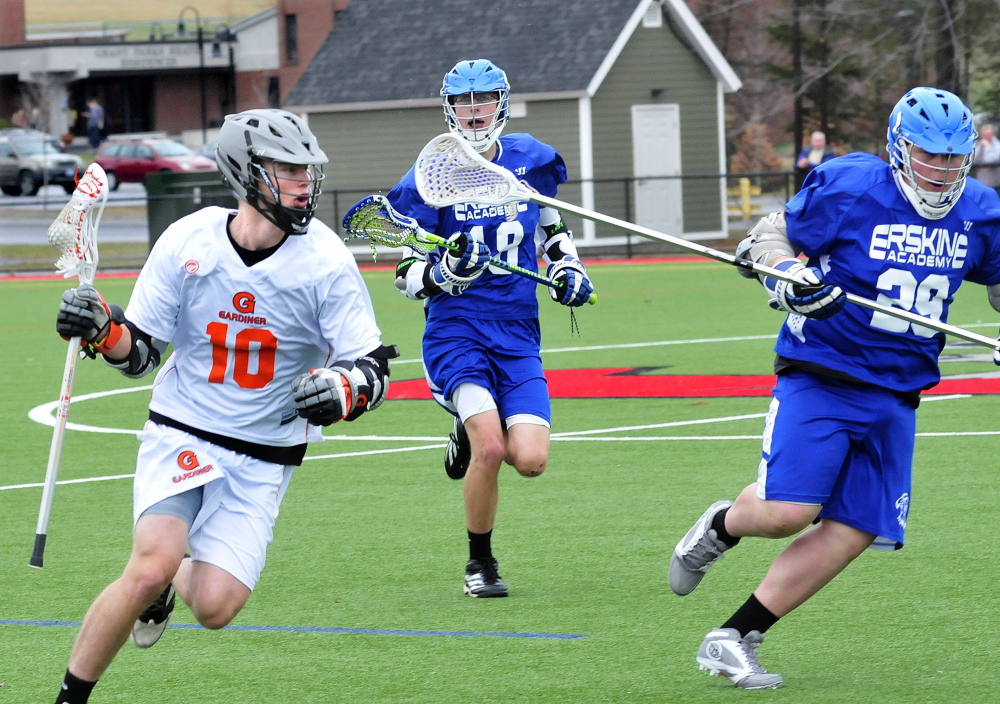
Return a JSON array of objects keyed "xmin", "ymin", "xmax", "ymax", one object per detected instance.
[{"xmin": 387, "ymin": 368, "xmax": 1000, "ymax": 400}]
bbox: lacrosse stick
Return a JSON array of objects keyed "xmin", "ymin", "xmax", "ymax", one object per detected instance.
[
  {"xmin": 30, "ymin": 163, "xmax": 109, "ymax": 569},
  {"xmin": 415, "ymin": 133, "xmax": 1000, "ymax": 350},
  {"xmin": 342, "ymin": 194, "xmax": 596, "ymax": 304}
]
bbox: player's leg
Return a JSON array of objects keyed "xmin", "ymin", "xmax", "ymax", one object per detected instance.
[
  {"xmin": 60, "ymin": 514, "xmax": 187, "ymax": 693},
  {"xmin": 182, "ymin": 453, "xmax": 295, "ymax": 622},
  {"xmin": 497, "ymin": 366, "xmax": 551, "ymax": 478},
  {"xmin": 670, "ymin": 372, "xmax": 851, "ymax": 596},
  {"xmin": 461, "ymin": 406, "xmax": 510, "ymax": 597},
  {"xmin": 755, "ymin": 517, "xmax": 874, "ymax": 616},
  {"xmin": 504, "ymin": 419, "xmax": 550, "ymax": 477}
]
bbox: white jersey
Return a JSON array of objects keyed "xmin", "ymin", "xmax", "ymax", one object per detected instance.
[{"xmin": 126, "ymin": 206, "xmax": 382, "ymax": 447}]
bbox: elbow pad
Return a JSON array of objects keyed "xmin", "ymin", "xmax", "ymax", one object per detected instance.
[{"xmin": 736, "ymin": 211, "xmax": 798, "ymax": 281}]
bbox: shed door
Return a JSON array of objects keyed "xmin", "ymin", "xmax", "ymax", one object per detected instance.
[{"xmin": 631, "ymin": 104, "xmax": 682, "ymax": 236}]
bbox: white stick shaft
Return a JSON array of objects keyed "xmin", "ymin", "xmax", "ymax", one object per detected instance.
[
  {"xmin": 527, "ymin": 192, "xmax": 1000, "ymax": 351},
  {"xmin": 31, "ymin": 336, "xmax": 81, "ymax": 568}
]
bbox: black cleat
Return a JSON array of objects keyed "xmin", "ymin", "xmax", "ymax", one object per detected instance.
[
  {"xmin": 131, "ymin": 584, "xmax": 176, "ymax": 648},
  {"xmin": 463, "ymin": 558, "xmax": 509, "ymax": 598},
  {"xmin": 444, "ymin": 417, "xmax": 471, "ymax": 480}
]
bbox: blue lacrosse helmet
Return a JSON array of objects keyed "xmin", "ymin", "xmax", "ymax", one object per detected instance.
[
  {"xmin": 441, "ymin": 59, "xmax": 510, "ymax": 153},
  {"xmin": 886, "ymin": 87, "xmax": 976, "ymax": 219}
]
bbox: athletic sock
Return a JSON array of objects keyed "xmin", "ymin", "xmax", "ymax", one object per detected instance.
[
  {"xmin": 721, "ymin": 593, "xmax": 780, "ymax": 637},
  {"xmin": 711, "ymin": 507, "xmax": 741, "ymax": 548},
  {"xmin": 468, "ymin": 529, "xmax": 493, "ymax": 563},
  {"xmin": 55, "ymin": 669, "xmax": 97, "ymax": 704}
]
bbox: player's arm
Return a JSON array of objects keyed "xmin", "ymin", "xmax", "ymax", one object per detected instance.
[
  {"xmin": 536, "ymin": 206, "xmax": 593, "ymax": 307},
  {"xmin": 292, "ymin": 344, "xmax": 401, "ymax": 425},
  {"xmin": 394, "ymin": 232, "xmax": 490, "ymax": 299},
  {"xmin": 56, "ymin": 284, "xmax": 165, "ymax": 377},
  {"xmin": 735, "ymin": 211, "xmax": 845, "ymax": 320}
]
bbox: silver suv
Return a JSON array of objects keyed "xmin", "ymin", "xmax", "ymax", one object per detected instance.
[{"xmin": 0, "ymin": 130, "xmax": 85, "ymax": 196}]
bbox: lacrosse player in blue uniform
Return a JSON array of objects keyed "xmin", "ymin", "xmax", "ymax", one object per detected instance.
[
  {"xmin": 387, "ymin": 59, "xmax": 593, "ymax": 597},
  {"xmin": 668, "ymin": 87, "xmax": 1000, "ymax": 689}
]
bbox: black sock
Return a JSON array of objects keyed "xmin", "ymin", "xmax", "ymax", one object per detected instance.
[
  {"xmin": 711, "ymin": 507, "xmax": 741, "ymax": 548},
  {"xmin": 468, "ymin": 530, "xmax": 493, "ymax": 563},
  {"xmin": 55, "ymin": 669, "xmax": 97, "ymax": 704},
  {"xmin": 721, "ymin": 593, "xmax": 780, "ymax": 637}
]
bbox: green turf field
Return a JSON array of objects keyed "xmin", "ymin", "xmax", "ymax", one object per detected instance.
[{"xmin": 2, "ymin": 261, "xmax": 1000, "ymax": 703}]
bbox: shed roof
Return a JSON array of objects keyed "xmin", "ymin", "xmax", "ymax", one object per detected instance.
[{"xmin": 286, "ymin": 0, "xmax": 739, "ymax": 110}]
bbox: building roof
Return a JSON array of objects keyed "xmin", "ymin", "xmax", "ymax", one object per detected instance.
[{"xmin": 286, "ymin": 0, "xmax": 739, "ymax": 110}]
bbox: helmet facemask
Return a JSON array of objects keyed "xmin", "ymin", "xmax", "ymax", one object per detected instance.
[
  {"xmin": 245, "ymin": 158, "xmax": 325, "ymax": 235},
  {"xmin": 890, "ymin": 137, "xmax": 973, "ymax": 220},
  {"xmin": 444, "ymin": 90, "xmax": 508, "ymax": 153}
]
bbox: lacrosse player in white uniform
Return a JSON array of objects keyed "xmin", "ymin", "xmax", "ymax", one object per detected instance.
[{"xmin": 52, "ymin": 109, "xmax": 397, "ymax": 704}]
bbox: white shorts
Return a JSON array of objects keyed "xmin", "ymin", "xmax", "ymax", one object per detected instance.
[{"xmin": 134, "ymin": 421, "xmax": 295, "ymax": 590}]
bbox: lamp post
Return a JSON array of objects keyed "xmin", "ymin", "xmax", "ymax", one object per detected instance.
[{"xmin": 178, "ymin": 5, "xmax": 207, "ymax": 144}]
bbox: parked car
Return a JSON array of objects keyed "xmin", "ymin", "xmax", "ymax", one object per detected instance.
[
  {"xmin": 0, "ymin": 129, "xmax": 85, "ymax": 196},
  {"xmin": 195, "ymin": 139, "xmax": 219, "ymax": 160},
  {"xmin": 95, "ymin": 138, "xmax": 217, "ymax": 190}
]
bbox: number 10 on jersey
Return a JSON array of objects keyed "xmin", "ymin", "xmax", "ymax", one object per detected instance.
[{"xmin": 206, "ymin": 322, "xmax": 278, "ymax": 389}]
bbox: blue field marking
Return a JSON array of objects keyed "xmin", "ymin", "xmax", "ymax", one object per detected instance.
[{"xmin": 0, "ymin": 619, "xmax": 586, "ymax": 640}]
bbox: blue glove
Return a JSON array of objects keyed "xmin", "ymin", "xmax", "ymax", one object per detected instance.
[
  {"xmin": 993, "ymin": 332, "xmax": 1000, "ymax": 366},
  {"xmin": 431, "ymin": 232, "xmax": 491, "ymax": 296},
  {"xmin": 547, "ymin": 257, "xmax": 593, "ymax": 307},
  {"xmin": 764, "ymin": 259, "xmax": 845, "ymax": 320}
]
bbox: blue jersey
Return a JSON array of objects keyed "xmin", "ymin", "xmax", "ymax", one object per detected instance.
[
  {"xmin": 387, "ymin": 133, "xmax": 567, "ymax": 322},
  {"xmin": 777, "ymin": 153, "xmax": 1000, "ymax": 392}
]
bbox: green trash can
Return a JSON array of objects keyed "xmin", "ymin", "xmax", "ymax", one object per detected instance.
[{"xmin": 145, "ymin": 171, "xmax": 237, "ymax": 249}]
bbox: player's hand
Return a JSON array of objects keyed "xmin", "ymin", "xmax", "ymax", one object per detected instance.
[
  {"xmin": 431, "ymin": 232, "xmax": 490, "ymax": 295},
  {"xmin": 292, "ymin": 368, "xmax": 357, "ymax": 426},
  {"xmin": 764, "ymin": 259, "xmax": 845, "ymax": 320},
  {"xmin": 547, "ymin": 256, "xmax": 593, "ymax": 307},
  {"xmin": 442, "ymin": 232, "xmax": 490, "ymax": 279},
  {"xmin": 57, "ymin": 284, "xmax": 113, "ymax": 343},
  {"xmin": 993, "ymin": 334, "xmax": 1000, "ymax": 366}
]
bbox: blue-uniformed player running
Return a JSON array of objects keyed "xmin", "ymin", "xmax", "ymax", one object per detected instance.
[
  {"xmin": 668, "ymin": 87, "xmax": 1000, "ymax": 689},
  {"xmin": 387, "ymin": 59, "xmax": 593, "ymax": 597}
]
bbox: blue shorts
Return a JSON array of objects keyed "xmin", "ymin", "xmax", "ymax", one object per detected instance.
[
  {"xmin": 758, "ymin": 371, "xmax": 915, "ymax": 549},
  {"xmin": 422, "ymin": 316, "xmax": 550, "ymax": 423}
]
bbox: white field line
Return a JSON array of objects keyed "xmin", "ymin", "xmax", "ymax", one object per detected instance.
[{"xmin": 4, "ymin": 391, "xmax": 989, "ymax": 493}]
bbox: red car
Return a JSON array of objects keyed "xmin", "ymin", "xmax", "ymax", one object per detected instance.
[{"xmin": 95, "ymin": 138, "xmax": 217, "ymax": 190}]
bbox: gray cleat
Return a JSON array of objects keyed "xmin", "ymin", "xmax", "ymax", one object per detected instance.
[
  {"xmin": 669, "ymin": 500, "xmax": 734, "ymax": 596},
  {"xmin": 696, "ymin": 628, "xmax": 783, "ymax": 689}
]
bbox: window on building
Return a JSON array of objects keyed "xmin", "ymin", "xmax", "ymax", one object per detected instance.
[
  {"xmin": 267, "ymin": 77, "xmax": 281, "ymax": 108},
  {"xmin": 285, "ymin": 14, "xmax": 298, "ymax": 64}
]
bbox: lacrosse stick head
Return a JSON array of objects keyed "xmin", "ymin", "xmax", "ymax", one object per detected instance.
[
  {"xmin": 47, "ymin": 163, "xmax": 108, "ymax": 284},
  {"xmin": 414, "ymin": 133, "xmax": 524, "ymax": 211},
  {"xmin": 341, "ymin": 195, "xmax": 434, "ymax": 254}
]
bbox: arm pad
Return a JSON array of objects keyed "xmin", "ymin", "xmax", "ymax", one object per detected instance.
[
  {"xmin": 342, "ymin": 343, "xmax": 400, "ymax": 421},
  {"xmin": 537, "ymin": 207, "xmax": 580, "ymax": 264},
  {"xmin": 101, "ymin": 317, "xmax": 165, "ymax": 379}
]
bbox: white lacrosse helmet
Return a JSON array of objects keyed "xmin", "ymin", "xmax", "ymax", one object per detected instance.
[{"xmin": 441, "ymin": 59, "xmax": 510, "ymax": 153}]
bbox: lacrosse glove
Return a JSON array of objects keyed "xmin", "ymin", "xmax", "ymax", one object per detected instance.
[
  {"xmin": 430, "ymin": 232, "xmax": 491, "ymax": 296},
  {"xmin": 764, "ymin": 259, "xmax": 845, "ymax": 320},
  {"xmin": 56, "ymin": 284, "xmax": 125, "ymax": 354},
  {"xmin": 547, "ymin": 256, "xmax": 593, "ymax": 307}
]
